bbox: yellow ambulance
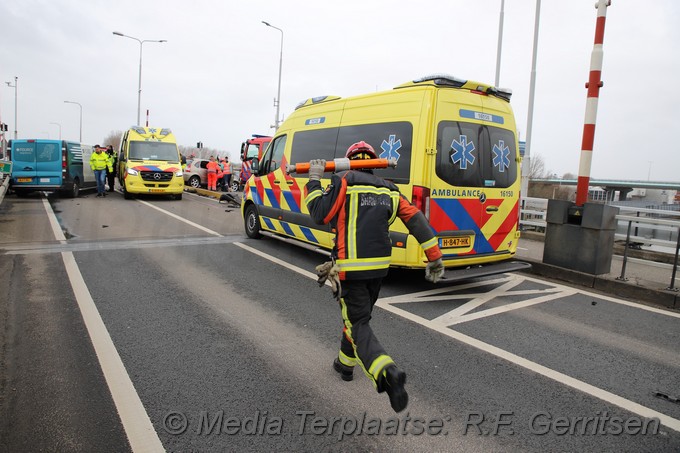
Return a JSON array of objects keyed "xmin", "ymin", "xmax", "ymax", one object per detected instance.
[
  {"xmin": 117, "ymin": 126, "xmax": 184, "ymax": 200},
  {"xmin": 242, "ymin": 75, "xmax": 529, "ymax": 278}
]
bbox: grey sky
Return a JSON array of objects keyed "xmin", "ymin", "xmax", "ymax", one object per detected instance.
[{"xmin": 1, "ymin": 0, "xmax": 679, "ymax": 181}]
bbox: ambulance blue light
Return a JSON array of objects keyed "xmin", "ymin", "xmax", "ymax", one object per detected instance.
[{"xmin": 413, "ymin": 74, "xmax": 467, "ymax": 87}]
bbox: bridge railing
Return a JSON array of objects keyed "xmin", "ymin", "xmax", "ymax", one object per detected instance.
[{"xmin": 519, "ymin": 197, "xmax": 680, "ymax": 289}]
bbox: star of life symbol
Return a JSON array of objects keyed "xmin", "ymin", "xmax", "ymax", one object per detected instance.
[
  {"xmin": 451, "ymin": 135, "xmax": 475, "ymax": 170},
  {"xmin": 492, "ymin": 140, "xmax": 510, "ymax": 172},
  {"xmin": 379, "ymin": 135, "xmax": 402, "ymax": 161},
  {"xmin": 149, "ymin": 127, "xmax": 157, "ymax": 133}
]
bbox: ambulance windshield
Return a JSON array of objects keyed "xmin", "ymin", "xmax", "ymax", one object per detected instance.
[{"xmin": 129, "ymin": 142, "xmax": 179, "ymax": 161}]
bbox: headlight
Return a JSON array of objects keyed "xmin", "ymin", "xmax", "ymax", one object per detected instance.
[
  {"xmin": 175, "ymin": 170, "xmax": 183, "ymax": 177},
  {"xmin": 127, "ymin": 168, "xmax": 139, "ymax": 176}
]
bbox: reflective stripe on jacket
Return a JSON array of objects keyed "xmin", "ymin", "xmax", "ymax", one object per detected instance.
[{"xmin": 306, "ymin": 170, "xmax": 442, "ymax": 280}]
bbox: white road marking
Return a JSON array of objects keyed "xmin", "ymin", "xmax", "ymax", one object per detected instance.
[
  {"xmin": 136, "ymin": 199, "xmax": 223, "ymax": 237},
  {"xmin": 519, "ymin": 274, "xmax": 680, "ymax": 319},
  {"xmin": 446, "ymin": 290, "xmax": 576, "ymax": 326},
  {"xmin": 379, "ymin": 273, "xmax": 568, "ymax": 326},
  {"xmin": 43, "ymin": 199, "xmax": 165, "ymax": 453},
  {"xmin": 236, "ymin": 241, "xmax": 680, "ymax": 433}
]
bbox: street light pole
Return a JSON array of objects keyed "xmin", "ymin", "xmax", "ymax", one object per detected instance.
[
  {"xmin": 64, "ymin": 101, "xmax": 82, "ymax": 142},
  {"xmin": 113, "ymin": 31, "xmax": 167, "ymax": 126},
  {"xmin": 495, "ymin": 0, "xmax": 505, "ymax": 87},
  {"xmin": 50, "ymin": 122, "xmax": 62, "ymax": 140},
  {"xmin": 5, "ymin": 76, "xmax": 17, "ymax": 139},
  {"xmin": 262, "ymin": 21, "xmax": 283, "ymax": 130}
]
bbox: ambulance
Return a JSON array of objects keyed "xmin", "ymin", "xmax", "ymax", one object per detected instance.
[
  {"xmin": 117, "ymin": 126, "xmax": 184, "ymax": 200},
  {"xmin": 241, "ymin": 75, "xmax": 529, "ymax": 278}
]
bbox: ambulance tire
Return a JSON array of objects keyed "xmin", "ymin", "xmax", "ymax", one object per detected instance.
[
  {"xmin": 122, "ymin": 183, "xmax": 133, "ymax": 200},
  {"xmin": 244, "ymin": 204, "xmax": 262, "ymax": 239}
]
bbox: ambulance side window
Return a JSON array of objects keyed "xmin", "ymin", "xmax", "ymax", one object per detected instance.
[
  {"xmin": 260, "ymin": 135, "xmax": 287, "ymax": 175},
  {"xmin": 290, "ymin": 128, "xmax": 338, "ymax": 164}
]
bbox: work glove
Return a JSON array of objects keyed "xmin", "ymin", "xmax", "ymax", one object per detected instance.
[
  {"xmin": 308, "ymin": 159, "xmax": 326, "ymax": 181},
  {"xmin": 425, "ymin": 258, "xmax": 445, "ymax": 283},
  {"xmin": 316, "ymin": 260, "xmax": 341, "ymax": 300}
]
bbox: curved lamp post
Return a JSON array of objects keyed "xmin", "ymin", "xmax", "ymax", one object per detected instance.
[
  {"xmin": 113, "ymin": 31, "xmax": 167, "ymax": 126},
  {"xmin": 5, "ymin": 77, "xmax": 17, "ymax": 139},
  {"xmin": 64, "ymin": 101, "xmax": 82, "ymax": 142},
  {"xmin": 262, "ymin": 21, "xmax": 283, "ymax": 130}
]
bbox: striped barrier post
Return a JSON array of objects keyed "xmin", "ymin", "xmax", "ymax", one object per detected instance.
[{"xmin": 575, "ymin": 0, "xmax": 611, "ymax": 206}]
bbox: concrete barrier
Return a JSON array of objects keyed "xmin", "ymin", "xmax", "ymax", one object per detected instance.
[{"xmin": 0, "ymin": 174, "xmax": 10, "ymax": 206}]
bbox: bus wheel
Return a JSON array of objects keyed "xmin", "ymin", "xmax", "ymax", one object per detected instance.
[{"xmin": 244, "ymin": 204, "xmax": 262, "ymax": 239}]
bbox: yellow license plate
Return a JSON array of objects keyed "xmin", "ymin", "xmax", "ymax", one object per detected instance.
[
  {"xmin": 440, "ymin": 236, "xmax": 471, "ymax": 248},
  {"xmin": 149, "ymin": 189, "xmax": 165, "ymax": 193},
  {"xmin": 17, "ymin": 178, "xmax": 32, "ymax": 182}
]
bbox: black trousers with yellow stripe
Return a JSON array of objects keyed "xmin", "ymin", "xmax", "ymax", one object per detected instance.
[{"xmin": 338, "ymin": 278, "xmax": 395, "ymax": 391}]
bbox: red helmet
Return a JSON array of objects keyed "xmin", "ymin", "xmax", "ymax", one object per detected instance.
[{"xmin": 345, "ymin": 141, "xmax": 377, "ymax": 160}]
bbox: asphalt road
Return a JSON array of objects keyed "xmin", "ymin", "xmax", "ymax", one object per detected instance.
[{"xmin": 1, "ymin": 189, "xmax": 679, "ymax": 452}]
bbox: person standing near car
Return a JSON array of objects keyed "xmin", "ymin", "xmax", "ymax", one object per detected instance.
[
  {"xmin": 90, "ymin": 145, "xmax": 112, "ymax": 197},
  {"xmin": 206, "ymin": 155, "xmax": 219, "ymax": 191},
  {"xmin": 221, "ymin": 157, "xmax": 232, "ymax": 192},
  {"xmin": 105, "ymin": 145, "xmax": 116, "ymax": 192}
]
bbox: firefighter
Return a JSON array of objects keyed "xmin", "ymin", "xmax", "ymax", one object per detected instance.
[{"xmin": 305, "ymin": 141, "xmax": 445, "ymax": 413}]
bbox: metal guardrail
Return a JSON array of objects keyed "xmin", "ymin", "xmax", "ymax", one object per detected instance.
[{"xmin": 519, "ymin": 197, "xmax": 680, "ymax": 290}]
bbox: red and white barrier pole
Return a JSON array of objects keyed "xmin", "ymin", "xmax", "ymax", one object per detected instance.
[{"xmin": 575, "ymin": 0, "xmax": 611, "ymax": 206}]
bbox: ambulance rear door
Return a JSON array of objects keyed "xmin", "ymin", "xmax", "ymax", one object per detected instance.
[{"xmin": 430, "ymin": 89, "xmax": 519, "ymax": 260}]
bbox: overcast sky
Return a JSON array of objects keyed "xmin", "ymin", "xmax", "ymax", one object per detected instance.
[{"xmin": 1, "ymin": 0, "xmax": 679, "ymax": 182}]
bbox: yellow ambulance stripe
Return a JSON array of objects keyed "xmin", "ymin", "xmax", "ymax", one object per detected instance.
[{"xmin": 480, "ymin": 198, "xmax": 515, "ymax": 239}]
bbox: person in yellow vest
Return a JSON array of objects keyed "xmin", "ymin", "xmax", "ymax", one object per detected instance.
[{"xmin": 90, "ymin": 145, "xmax": 112, "ymax": 197}]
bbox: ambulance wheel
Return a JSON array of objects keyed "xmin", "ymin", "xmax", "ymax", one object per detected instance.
[
  {"xmin": 174, "ymin": 193, "xmax": 183, "ymax": 200},
  {"xmin": 244, "ymin": 204, "xmax": 262, "ymax": 239},
  {"xmin": 122, "ymin": 183, "xmax": 133, "ymax": 200}
]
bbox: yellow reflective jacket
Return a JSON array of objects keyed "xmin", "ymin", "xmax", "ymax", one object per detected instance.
[{"xmin": 90, "ymin": 151, "xmax": 112, "ymax": 172}]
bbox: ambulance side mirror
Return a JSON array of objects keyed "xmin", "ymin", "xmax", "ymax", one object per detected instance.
[{"xmin": 251, "ymin": 158, "xmax": 259, "ymax": 175}]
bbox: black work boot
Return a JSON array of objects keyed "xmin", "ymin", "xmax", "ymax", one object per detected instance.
[
  {"xmin": 381, "ymin": 365, "xmax": 408, "ymax": 412},
  {"xmin": 333, "ymin": 358, "xmax": 354, "ymax": 382}
]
